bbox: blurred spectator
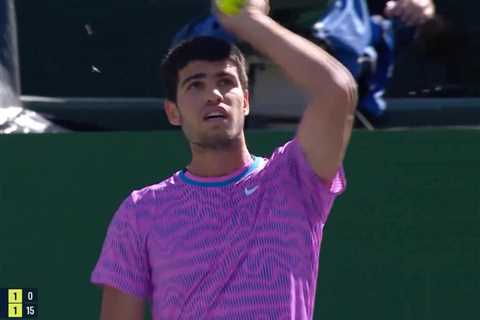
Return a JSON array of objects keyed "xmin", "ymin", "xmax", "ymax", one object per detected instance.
[{"xmin": 312, "ymin": 0, "xmax": 436, "ymax": 124}]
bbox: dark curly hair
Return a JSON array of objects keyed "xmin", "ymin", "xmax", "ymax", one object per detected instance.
[{"xmin": 161, "ymin": 36, "xmax": 248, "ymax": 103}]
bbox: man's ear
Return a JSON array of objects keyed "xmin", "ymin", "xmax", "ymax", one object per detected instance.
[
  {"xmin": 164, "ymin": 99, "xmax": 182, "ymax": 126},
  {"xmin": 243, "ymin": 90, "xmax": 250, "ymax": 116}
]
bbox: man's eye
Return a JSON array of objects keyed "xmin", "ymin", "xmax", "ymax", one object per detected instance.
[
  {"xmin": 187, "ymin": 82, "xmax": 203, "ymax": 90},
  {"xmin": 219, "ymin": 78, "xmax": 234, "ymax": 87}
]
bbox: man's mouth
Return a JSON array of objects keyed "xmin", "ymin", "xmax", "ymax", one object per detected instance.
[{"xmin": 204, "ymin": 111, "xmax": 227, "ymax": 121}]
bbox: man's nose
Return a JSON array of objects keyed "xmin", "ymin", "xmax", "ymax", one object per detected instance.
[{"xmin": 206, "ymin": 87, "xmax": 224, "ymax": 104}]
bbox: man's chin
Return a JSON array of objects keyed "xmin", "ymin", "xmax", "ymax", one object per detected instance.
[{"xmin": 193, "ymin": 133, "xmax": 242, "ymax": 150}]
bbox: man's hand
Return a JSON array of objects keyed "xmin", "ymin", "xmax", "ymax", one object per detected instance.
[
  {"xmin": 212, "ymin": 0, "xmax": 270, "ymax": 32},
  {"xmin": 385, "ymin": 0, "xmax": 435, "ymax": 26}
]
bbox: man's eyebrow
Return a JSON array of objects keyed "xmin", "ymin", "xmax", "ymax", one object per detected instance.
[
  {"xmin": 180, "ymin": 73, "xmax": 206, "ymax": 88},
  {"xmin": 215, "ymin": 71, "xmax": 236, "ymax": 78}
]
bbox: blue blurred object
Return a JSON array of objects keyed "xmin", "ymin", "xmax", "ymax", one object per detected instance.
[
  {"xmin": 171, "ymin": 14, "xmax": 236, "ymax": 48},
  {"xmin": 359, "ymin": 16, "xmax": 395, "ymax": 118},
  {"xmin": 312, "ymin": 0, "xmax": 372, "ymax": 79},
  {"xmin": 312, "ymin": 0, "xmax": 398, "ymax": 118}
]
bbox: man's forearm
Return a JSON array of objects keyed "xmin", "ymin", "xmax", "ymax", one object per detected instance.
[{"xmin": 230, "ymin": 11, "xmax": 356, "ymax": 106}]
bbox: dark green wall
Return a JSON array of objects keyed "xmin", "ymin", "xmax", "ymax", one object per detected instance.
[
  {"xmin": 1, "ymin": 129, "xmax": 479, "ymax": 319},
  {"xmin": 16, "ymin": 0, "xmax": 480, "ymax": 98}
]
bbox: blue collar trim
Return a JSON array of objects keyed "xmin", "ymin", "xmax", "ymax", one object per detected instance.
[{"xmin": 179, "ymin": 156, "xmax": 261, "ymax": 187}]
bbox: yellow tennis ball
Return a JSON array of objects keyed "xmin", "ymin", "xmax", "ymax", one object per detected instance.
[{"xmin": 215, "ymin": 0, "xmax": 246, "ymax": 16}]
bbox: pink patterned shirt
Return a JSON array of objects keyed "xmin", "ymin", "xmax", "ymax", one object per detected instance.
[{"xmin": 91, "ymin": 138, "xmax": 346, "ymax": 319}]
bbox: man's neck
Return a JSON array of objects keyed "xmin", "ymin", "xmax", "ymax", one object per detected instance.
[{"xmin": 187, "ymin": 139, "xmax": 252, "ymax": 178}]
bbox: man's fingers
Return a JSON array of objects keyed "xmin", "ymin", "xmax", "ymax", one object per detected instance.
[
  {"xmin": 401, "ymin": 6, "xmax": 421, "ymax": 26},
  {"xmin": 384, "ymin": 1, "xmax": 405, "ymax": 18},
  {"xmin": 385, "ymin": 0, "xmax": 435, "ymax": 26},
  {"xmin": 384, "ymin": 1, "xmax": 396, "ymax": 17},
  {"xmin": 423, "ymin": 3, "xmax": 435, "ymax": 20}
]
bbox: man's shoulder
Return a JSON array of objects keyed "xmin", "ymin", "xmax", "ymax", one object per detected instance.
[
  {"xmin": 129, "ymin": 172, "xmax": 182, "ymax": 205},
  {"xmin": 263, "ymin": 137, "xmax": 346, "ymax": 194},
  {"xmin": 262, "ymin": 138, "xmax": 298, "ymax": 167},
  {"xmin": 246, "ymin": 139, "xmax": 298, "ymax": 182}
]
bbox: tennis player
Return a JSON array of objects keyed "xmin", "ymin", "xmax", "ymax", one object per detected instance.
[{"xmin": 91, "ymin": 0, "xmax": 357, "ymax": 319}]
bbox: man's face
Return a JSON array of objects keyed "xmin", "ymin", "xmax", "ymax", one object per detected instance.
[{"xmin": 165, "ymin": 59, "xmax": 249, "ymax": 150}]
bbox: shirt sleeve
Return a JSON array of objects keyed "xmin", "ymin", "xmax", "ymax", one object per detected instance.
[
  {"xmin": 90, "ymin": 195, "xmax": 152, "ymax": 300},
  {"xmin": 268, "ymin": 138, "xmax": 346, "ymax": 225}
]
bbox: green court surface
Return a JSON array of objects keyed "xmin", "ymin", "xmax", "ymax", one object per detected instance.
[{"xmin": 0, "ymin": 129, "xmax": 479, "ymax": 319}]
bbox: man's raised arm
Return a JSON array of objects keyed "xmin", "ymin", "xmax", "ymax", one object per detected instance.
[{"xmin": 215, "ymin": 0, "xmax": 358, "ymax": 182}]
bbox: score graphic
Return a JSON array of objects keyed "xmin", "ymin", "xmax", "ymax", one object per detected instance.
[{"xmin": 0, "ymin": 289, "xmax": 38, "ymax": 319}]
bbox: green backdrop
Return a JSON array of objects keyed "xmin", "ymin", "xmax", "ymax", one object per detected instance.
[{"xmin": 1, "ymin": 129, "xmax": 479, "ymax": 319}]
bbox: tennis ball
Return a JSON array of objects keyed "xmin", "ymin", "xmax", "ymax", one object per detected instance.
[{"xmin": 215, "ymin": 0, "xmax": 246, "ymax": 16}]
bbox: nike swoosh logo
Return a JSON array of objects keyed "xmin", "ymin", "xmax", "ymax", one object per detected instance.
[{"xmin": 244, "ymin": 186, "xmax": 259, "ymax": 196}]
